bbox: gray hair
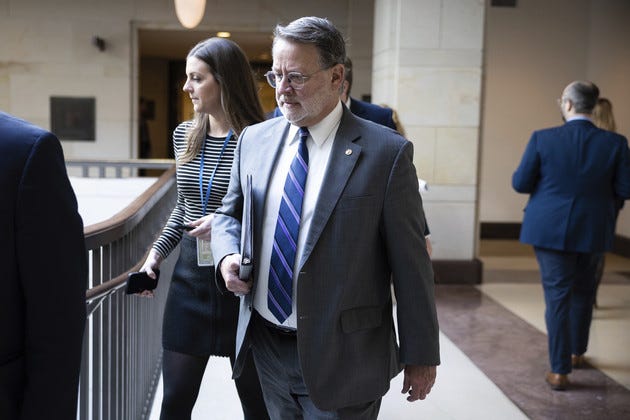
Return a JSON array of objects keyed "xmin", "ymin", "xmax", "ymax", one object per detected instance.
[
  {"xmin": 272, "ymin": 16, "xmax": 346, "ymax": 69},
  {"xmin": 564, "ymin": 81, "xmax": 600, "ymax": 114}
]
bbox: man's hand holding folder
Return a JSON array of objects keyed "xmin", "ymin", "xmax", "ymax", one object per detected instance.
[{"xmin": 238, "ymin": 174, "xmax": 254, "ymax": 281}]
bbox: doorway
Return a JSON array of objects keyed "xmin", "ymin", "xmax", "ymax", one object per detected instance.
[{"xmin": 137, "ymin": 28, "xmax": 275, "ymax": 161}]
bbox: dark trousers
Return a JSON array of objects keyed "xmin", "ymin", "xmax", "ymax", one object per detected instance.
[
  {"xmin": 249, "ymin": 311, "xmax": 381, "ymax": 420},
  {"xmin": 534, "ymin": 247, "xmax": 601, "ymax": 374},
  {"xmin": 160, "ymin": 348, "xmax": 269, "ymax": 420}
]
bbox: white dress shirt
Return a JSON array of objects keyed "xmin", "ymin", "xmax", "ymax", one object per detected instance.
[{"xmin": 254, "ymin": 101, "xmax": 343, "ymax": 328}]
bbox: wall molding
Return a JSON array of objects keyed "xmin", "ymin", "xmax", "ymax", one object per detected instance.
[
  {"xmin": 613, "ymin": 235, "xmax": 630, "ymax": 259},
  {"xmin": 479, "ymin": 222, "xmax": 521, "ymax": 239},
  {"xmin": 432, "ymin": 258, "xmax": 483, "ymax": 285},
  {"xmin": 480, "ymin": 222, "xmax": 630, "ymax": 258}
]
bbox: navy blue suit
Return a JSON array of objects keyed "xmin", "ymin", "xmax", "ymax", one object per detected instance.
[
  {"xmin": 513, "ymin": 118, "xmax": 630, "ymax": 373},
  {"xmin": 349, "ymin": 97, "xmax": 397, "ymax": 130},
  {"xmin": 0, "ymin": 112, "xmax": 87, "ymax": 419}
]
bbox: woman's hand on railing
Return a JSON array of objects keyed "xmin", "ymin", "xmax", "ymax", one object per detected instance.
[
  {"xmin": 186, "ymin": 213, "xmax": 214, "ymax": 241},
  {"xmin": 137, "ymin": 249, "xmax": 163, "ymax": 298}
]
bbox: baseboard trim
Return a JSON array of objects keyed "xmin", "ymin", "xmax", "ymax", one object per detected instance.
[
  {"xmin": 432, "ymin": 258, "xmax": 483, "ymax": 284},
  {"xmin": 480, "ymin": 222, "xmax": 521, "ymax": 239},
  {"xmin": 480, "ymin": 222, "xmax": 630, "ymax": 258},
  {"xmin": 613, "ymin": 235, "xmax": 630, "ymax": 258}
]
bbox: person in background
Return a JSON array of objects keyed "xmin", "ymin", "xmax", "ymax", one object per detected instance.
[
  {"xmin": 138, "ymin": 38, "xmax": 269, "ymax": 419},
  {"xmin": 512, "ymin": 81, "xmax": 630, "ymax": 390},
  {"xmin": 139, "ymin": 96, "xmax": 153, "ymax": 159},
  {"xmin": 212, "ymin": 16, "xmax": 439, "ymax": 419},
  {"xmin": 591, "ymin": 97, "xmax": 623, "ymax": 307},
  {"xmin": 271, "ymin": 57, "xmax": 396, "ymax": 130},
  {"xmin": 272, "ymin": 57, "xmax": 433, "ymax": 257},
  {"xmin": 593, "ymin": 97, "xmax": 616, "ymax": 132},
  {"xmin": 339, "ymin": 57, "xmax": 397, "ymax": 130},
  {"xmin": 380, "ymin": 103, "xmax": 406, "ymax": 137},
  {"xmin": 0, "ymin": 112, "xmax": 87, "ymax": 419}
]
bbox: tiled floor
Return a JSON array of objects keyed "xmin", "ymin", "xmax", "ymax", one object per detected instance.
[
  {"xmin": 72, "ymin": 181, "xmax": 630, "ymax": 419},
  {"xmin": 149, "ymin": 331, "xmax": 530, "ymax": 419},
  {"xmin": 480, "ymin": 239, "xmax": 630, "ymax": 391},
  {"xmin": 147, "ymin": 242, "xmax": 630, "ymax": 419}
]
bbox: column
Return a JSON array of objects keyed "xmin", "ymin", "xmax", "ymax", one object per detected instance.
[{"xmin": 372, "ymin": 0, "xmax": 485, "ymax": 282}]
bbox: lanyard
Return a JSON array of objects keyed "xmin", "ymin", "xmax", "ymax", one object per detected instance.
[{"xmin": 199, "ymin": 130, "xmax": 232, "ymax": 216}]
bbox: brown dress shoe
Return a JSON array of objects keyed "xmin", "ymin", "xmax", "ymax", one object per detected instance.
[
  {"xmin": 546, "ymin": 372, "xmax": 569, "ymax": 390},
  {"xmin": 571, "ymin": 354, "xmax": 585, "ymax": 368}
]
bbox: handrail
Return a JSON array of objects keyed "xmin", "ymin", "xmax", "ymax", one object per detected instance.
[
  {"xmin": 83, "ymin": 165, "xmax": 176, "ymax": 250},
  {"xmin": 85, "ymin": 263, "xmax": 141, "ymax": 302},
  {"xmin": 74, "ymin": 160, "xmax": 178, "ymax": 420}
]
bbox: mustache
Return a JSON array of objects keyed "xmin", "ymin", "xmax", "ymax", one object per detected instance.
[{"xmin": 279, "ymin": 94, "xmax": 296, "ymax": 102}]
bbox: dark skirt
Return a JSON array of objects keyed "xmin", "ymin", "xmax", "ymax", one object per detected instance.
[{"xmin": 162, "ymin": 235, "xmax": 239, "ymax": 357}]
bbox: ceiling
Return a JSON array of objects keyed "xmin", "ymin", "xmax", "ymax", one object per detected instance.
[{"xmin": 138, "ymin": 29, "xmax": 273, "ymax": 63}]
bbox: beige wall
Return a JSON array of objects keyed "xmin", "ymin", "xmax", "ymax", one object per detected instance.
[
  {"xmin": 586, "ymin": 0, "xmax": 630, "ymax": 236},
  {"xmin": 0, "ymin": 0, "xmax": 373, "ymax": 158},
  {"xmin": 4, "ymin": 0, "xmax": 630, "ymax": 240},
  {"xmin": 479, "ymin": 0, "xmax": 630, "ymax": 237},
  {"xmin": 0, "ymin": 0, "xmax": 134, "ymax": 158},
  {"xmin": 372, "ymin": 0, "xmax": 485, "ymax": 260}
]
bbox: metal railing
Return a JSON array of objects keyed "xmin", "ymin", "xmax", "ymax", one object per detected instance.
[
  {"xmin": 68, "ymin": 159, "xmax": 177, "ymax": 420},
  {"xmin": 67, "ymin": 158, "xmax": 176, "ymax": 178}
]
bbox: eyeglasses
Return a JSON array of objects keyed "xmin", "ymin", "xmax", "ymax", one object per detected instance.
[{"xmin": 264, "ymin": 68, "xmax": 326, "ymax": 90}]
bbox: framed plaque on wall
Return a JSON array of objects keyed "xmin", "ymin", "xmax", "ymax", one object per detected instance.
[{"xmin": 50, "ymin": 96, "xmax": 96, "ymax": 141}]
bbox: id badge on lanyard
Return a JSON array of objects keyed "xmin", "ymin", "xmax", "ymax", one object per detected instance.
[
  {"xmin": 197, "ymin": 130, "xmax": 232, "ymax": 267},
  {"xmin": 197, "ymin": 237, "xmax": 213, "ymax": 266}
]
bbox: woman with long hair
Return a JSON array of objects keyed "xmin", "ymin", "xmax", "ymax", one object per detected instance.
[
  {"xmin": 139, "ymin": 37, "xmax": 268, "ymax": 419},
  {"xmin": 592, "ymin": 97, "xmax": 616, "ymax": 132}
]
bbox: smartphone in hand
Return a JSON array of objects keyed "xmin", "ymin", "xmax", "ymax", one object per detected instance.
[
  {"xmin": 168, "ymin": 222, "xmax": 195, "ymax": 231},
  {"xmin": 125, "ymin": 269, "xmax": 160, "ymax": 294}
]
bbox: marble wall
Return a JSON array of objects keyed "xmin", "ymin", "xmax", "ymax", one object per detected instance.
[
  {"xmin": 0, "ymin": 0, "xmax": 371, "ymax": 159},
  {"xmin": 373, "ymin": 0, "xmax": 485, "ymax": 260},
  {"xmin": 479, "ymin": 0, "xmax": 630, "ymax": 238}
]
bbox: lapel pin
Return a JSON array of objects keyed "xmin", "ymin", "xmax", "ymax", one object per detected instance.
[{"xmin": 345, "ymin": 149, "xmax": 352, "ymax": 155}]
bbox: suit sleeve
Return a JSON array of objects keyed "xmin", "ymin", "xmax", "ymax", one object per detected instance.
[
  {"xmin": 383, "ymin": 141, "xmax": 440, "ymax": 366},
  {"xmin": 211, "ymin": 128, "xmax": 246, "ymax": 292},
  {"xmin": 512, "ymin": 132, "xmax": 540, "ymax": 193},
  {"xmin": 16, "ymin": 132, "xmax": 87, "ymax": 418},
  {"xmin": 613, "ymin": 138, "xmax": 630, "ymax": 200}
]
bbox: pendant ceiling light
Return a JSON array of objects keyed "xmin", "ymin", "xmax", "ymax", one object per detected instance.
[{"xmin": 174, "ymin": 0, "xmax": 206, "ymax": 29}]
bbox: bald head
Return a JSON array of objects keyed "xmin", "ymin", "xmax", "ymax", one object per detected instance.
[{"xmin": 561, "ymin": 81, "xmax": 600, "ymax": 115}]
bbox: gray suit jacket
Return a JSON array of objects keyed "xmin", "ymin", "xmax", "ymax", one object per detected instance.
[{"xmin": 212, "ymin": 106, "xmax": 439, "ymax": 410}]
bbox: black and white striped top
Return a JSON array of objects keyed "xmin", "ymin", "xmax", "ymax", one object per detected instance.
[{"xmin": 153, "ymin": 120, "xmax": 237, "ymax": 258}]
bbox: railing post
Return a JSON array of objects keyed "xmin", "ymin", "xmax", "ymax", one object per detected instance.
[{"xmin": 78, "ymin": 162, "xmax": 176, "ymax": 419}]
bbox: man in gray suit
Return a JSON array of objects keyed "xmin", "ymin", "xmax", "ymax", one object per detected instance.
[{"xmin": 212, "ymin": 16, "xmax": 439, "ymax": 418}]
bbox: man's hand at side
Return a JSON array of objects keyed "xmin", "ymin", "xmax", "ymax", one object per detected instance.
[{"xmin": 401, "ymin": 365, "xmax": 436, "ymax": 402}]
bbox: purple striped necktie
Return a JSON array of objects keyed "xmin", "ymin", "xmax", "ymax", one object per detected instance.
[{"xmin": 267, "ymin": 127, "xmax": 309, "ymax": 323}]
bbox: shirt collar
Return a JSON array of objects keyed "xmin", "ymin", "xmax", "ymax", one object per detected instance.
[
  {"xmin": 567, "ymin": 115, "xmax": 592, "ymax": 122},
  {"xmin": 289, "ymin": 101, "xmax": 343, "ymax": 147}
]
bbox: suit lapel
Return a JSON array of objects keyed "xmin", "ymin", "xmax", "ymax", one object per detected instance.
[{"xmin": 299, "ymin": 109, "xmax": 362, "ymax": 267}]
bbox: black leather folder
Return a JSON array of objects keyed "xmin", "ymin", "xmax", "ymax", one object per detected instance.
[{"xmin": 239, "ymin": 174, "xmax": 253, "ymax": 280}]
